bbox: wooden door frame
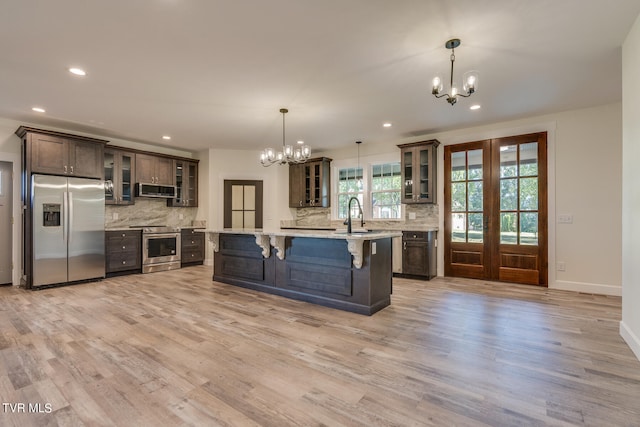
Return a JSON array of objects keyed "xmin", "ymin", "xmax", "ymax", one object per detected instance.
[
  {"xmin": 444, "ymin": 132, "xmax": 548, "ymax": 286},
  {"xmin": 223, "ymin": 180, "xmax": 264, "ymax": 229}
]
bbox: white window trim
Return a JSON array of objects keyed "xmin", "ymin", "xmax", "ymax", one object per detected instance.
[{"xmin": 331, "ymin": 152, "xmax": 403, "ymax": 221}]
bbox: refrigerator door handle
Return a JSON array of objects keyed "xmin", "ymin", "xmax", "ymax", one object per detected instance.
[
  {"xmin": 68, "ymin": 192, "xmax": 73, "ymax": 244},
  {"xmin": 62, "ymin": 192, "xmax": 68, "ymax": 243}
]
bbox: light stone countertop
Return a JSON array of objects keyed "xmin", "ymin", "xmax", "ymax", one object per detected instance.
[
  {"xmin": 204, "ymin": 228, "xmax": 403, "ymax": 268},
  {"xmin": 203, "ymin": 228, "xmax": 402, "ymax": 240}
]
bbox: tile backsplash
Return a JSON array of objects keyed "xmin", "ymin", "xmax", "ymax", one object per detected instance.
[
  {"xmin": 105, "ymin": 198, "xmax": 198, "ymax": 229},
  {"xmin": 287, "ymin": 203, "xmax": 439, "ymax": 230}
]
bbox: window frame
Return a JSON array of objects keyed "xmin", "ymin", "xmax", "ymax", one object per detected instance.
[{"xmin": 332, "ymin": 153, "xmax": 403, "ymax": 222}]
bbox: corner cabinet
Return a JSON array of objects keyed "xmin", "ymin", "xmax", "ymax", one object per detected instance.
[
  {"xmin": 104, "ymin": 148, "xmax": 135, "ymax": 205},
  {"xmin": 168, "ymin": 160, "xmax": 198, "ymax": 207},
  {"xmin": 289, "ymin": 157, "xmax": 332, "ymax": 208},
  {"xmin": 17, "ymin": 126, "xmax": 107, "ymax": 180},
  {"xmin": 398, "ymin": 140, "xmax": 440, "ymax": 204}
]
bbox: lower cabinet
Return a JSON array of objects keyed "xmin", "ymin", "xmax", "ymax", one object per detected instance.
[
  {"xmin": 181, "ymin": 229, "xmax": 205, "ymax": 266},
  {"xmin": 106, "ymin": 230, "xmax": 142, "ymax": 275},
  {"xmin": 398, "ymin": 230, "xmax": 437, "ymax": 280}
]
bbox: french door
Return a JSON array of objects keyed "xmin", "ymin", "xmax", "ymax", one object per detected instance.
[{"xmin": 444, "ymin": 132, "xmax": 548, "ymax": 286}]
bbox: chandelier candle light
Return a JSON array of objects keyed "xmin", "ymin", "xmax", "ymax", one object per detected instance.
[
  {"xmin": 260, "ymin": 108, "xmax": 312, "ymax": 167},
  {"xmin": 432, "ymin": 38, "xmax": 478, "ymax": 105}
]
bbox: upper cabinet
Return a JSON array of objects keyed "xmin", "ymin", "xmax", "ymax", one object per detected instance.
[
  {"xmin": 135, "ymin": 153, "xmax": 174, "ymax": 186},
  {"xmin": 398, "ymin": 140, "xmax": 440, "ymax": 204},
  {"xmin": 17, "ymin": 126, "xmax": 106, "ymax": 180},
  {"xmin": 168, "ymin": 160, "xmax": 198, "ymax": 207},
  {"xmin": 289, "ymin": 157, "xmax": 331, "ymax": 208},
  {"xmin": 104, "ymin": 148, "xmax": 135, "ymax": 205}
]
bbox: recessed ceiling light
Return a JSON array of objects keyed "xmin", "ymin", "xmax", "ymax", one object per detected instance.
[
  {"xmin": 162, "ymin": 135, "xmax": 171, "ymax": 140},
  {"xmin": 470, "ymin": 104, "xmax": 481, "ymax": 110},
  {"xmin": 297, "ymin": 140, "xmax": 304, "ymax": 145},
  {"xmin": 383, "ymin": 123, "xmax": 392, "ymax": 128},
  {"xmin": 31, "ymin": 107, "xmax": 46, "ymax": 113},
  {"xmin": 69, "ymin": 67, "xmax": 86, "ymax": 76}
]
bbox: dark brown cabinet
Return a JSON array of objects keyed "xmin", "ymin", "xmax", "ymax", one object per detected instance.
[
  {"xmin": 104, "ymin": 148, "xmax": 135, "ymax": 205},
  {"xmin": 289, "ymin": 157, "xmax": 331, "ymax": 208},
  {"xmin": 168, "ymin": 160, "xmax": 198, "ymax": 207},
  {"xmin": 106, "ymin": 230, "xmax": 142, "ymax": 275},
  {"xmin": 400, "ymin": 230, "xmax": 437, "ymax": 280},
  {"xmin": 398, "ymin": 140, "xmax": 440, "ymax": 204},
  {"xmin": 135, "ymin": 153, "xmax": 174, "ymax": 186},
  {"xmin": 17, "ymin": 127, "xmax": 106, "ymax": 180},
  {"xmin": 181, "ymin": 229, "xmax": 205, "ymax": 266}
]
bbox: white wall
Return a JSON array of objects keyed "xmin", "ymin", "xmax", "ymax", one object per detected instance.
[
  {"xmin": 316, "ymin": 103, "xmax": 623, "ymax": 295},
  {"xmin": 206, "ymin": 148, "xmax": 292, "ymax": 232},
  {"xmin": 621, "ymin": 13, "xmax": 640, "ymax": 361}
]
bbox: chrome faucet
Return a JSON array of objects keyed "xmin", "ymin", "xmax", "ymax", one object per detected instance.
[{"xmin": 344, "ymin": 196, "xmax": 365, "ymax": 234}]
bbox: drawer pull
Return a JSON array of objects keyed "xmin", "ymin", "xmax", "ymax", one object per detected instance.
[
  {"xmin": 122, "ymin": 246, "xmax": 126, "ymax": 249},
  {"xmin": 122, "ymin": 261, "xmax": 127, "ymax": 265},
  {"xmin": 122, "ymin": 233, "xmax": 126, "ymax": 237}
]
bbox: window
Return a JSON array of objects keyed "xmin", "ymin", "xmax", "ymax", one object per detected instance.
[
  {"xmin": 371, "ymin": 163, "xmax": 401, "ymax": 219},
  {"xmin": 335, "ymin": 161, "xmax": 401, "ymax": 220},
  {"xmin": 337, "ymin": 167, "xmax": 363, "ymax": 219}
]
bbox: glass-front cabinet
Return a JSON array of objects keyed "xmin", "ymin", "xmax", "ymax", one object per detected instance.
[
  {"xmin": 398, "ymin": 140, "xmax": 440, "ymax": 204},
  {"xmin": 168, "ymin": 160, "xmax": 198, "ymax": 207},
  {"xmin": 289, "ymin": 157, "xmax": 331, "ymax": 208},
  {"xmin": 104, "ymin": 148, "xmax": 135, "ymax": 205}
]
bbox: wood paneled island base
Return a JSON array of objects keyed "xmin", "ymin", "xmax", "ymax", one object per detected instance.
[{"xmin": 209, "ymin": 230, "xmax": 401, "ymax": 315}]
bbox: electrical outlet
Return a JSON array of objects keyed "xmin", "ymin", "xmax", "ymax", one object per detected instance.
[
  {"xmin": 408, "ymin": 212, "xmax": 416, "ymax": 220},
  {"xmin": 112, "ymin": 212, "xmax": 118, "ymax": 220},
  {"xmin": 372, "ymin": 242, "xmax": 377, "ymax": 255},
  {"xmin": 179, "ymin": 213, "xmax": 184, "ymax": 220},
  {"xmin": 557, "ymin": 261, "xmax": 566, "ymax": 271}
]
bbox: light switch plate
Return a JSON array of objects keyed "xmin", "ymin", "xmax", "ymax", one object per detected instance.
[
  {"xmin": 408, "ymin": 212, "xmax": 416, "ymax": 220},
  {"xmin": 558, "ymin": 214, "xmax": 573, "ymax": 224},
  {"xmin": 372, "ymin": 242, "xmax": 377, "ymax": 255}
]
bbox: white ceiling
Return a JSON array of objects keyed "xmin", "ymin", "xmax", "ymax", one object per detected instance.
[{"xmin": 1, "ymin": 1, "xmax": 639, "ymax": 153}]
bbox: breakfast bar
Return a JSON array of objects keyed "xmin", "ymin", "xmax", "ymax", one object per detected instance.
[{"xmin": 206, "ymin": 229, "xmax": 402, "ymax": 315}]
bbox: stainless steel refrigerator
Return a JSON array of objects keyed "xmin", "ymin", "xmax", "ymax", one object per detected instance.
[{"xmin": 32, "ymin": 174, "xmax": 105, "ymax": 287}]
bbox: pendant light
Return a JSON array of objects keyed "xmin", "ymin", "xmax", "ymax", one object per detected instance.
[{"xmin": 432, "ymin": 38, "xmax": 478, "ymax": 105}]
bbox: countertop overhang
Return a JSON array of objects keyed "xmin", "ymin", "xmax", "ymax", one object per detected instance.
[{"xmin": 205, "ymin": 228, "xmax": 403, "ymax": 269}]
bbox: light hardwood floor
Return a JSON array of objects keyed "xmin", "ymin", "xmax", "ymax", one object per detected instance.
[{"xmin": 1, "ymin": 266, "xmax": 639, "ymax": 426}]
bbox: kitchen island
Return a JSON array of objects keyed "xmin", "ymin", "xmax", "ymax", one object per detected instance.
[{"xmin": 206, "ymin": 229, "xmax": 402, "ymax": 315}]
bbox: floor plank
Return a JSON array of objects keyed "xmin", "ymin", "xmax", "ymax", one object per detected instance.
[{"xmin": 0, "ymin": 267, "xmax": 638, "ymax": 426}]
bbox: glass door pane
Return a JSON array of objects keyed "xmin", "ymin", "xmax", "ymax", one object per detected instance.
[
  {"xmin": 403, "ymin": 150, "xmax": 413, "ymax": 200},
  {"xmin": 104, "ymin": 151, "xmax": 115, "ymax": 202},
  {"xmin": 121, "ymin": 154, "xmax": 132, "ymax": 202},
  {"xmin": 450, "ymin": 150, "xmax": 484, "ymax": 243},
  {"xmin": 499, "ymin": 142, "xmax": 539, "ymax": 245},
  {"xmin": 418, "ymin": 148, "xmax": 429, "ymax": 199}
]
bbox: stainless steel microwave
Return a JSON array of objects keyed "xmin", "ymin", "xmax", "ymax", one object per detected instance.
[{"xmin": 135, "ymin": 183, "xmax": 177, "ymax": 198}]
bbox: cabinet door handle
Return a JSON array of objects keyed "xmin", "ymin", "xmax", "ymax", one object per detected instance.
[
  {"xmin": 403, "ymin": 242, "xmax": 407, "ymax": 250},
  {"xmin": 64, "ymin": 165, "xmax": 68, "ymax": 174},
  {"xmin": 70, "ymin": 166, "xmax": 74, "ymax": 174}
]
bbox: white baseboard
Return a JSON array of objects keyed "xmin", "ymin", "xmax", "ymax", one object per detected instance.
[
  {"xmin": 620, "ymin": 321, "xmax": 640, "ymax": 362},
  {"xmin": 550, "ymin": 280, "xmax": 621, "ymax": 296}
]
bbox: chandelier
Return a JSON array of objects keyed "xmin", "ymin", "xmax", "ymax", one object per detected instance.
[
  {"xmin": 260, "ymin": 108, "xmax": 311, "ymax": 167},
  {"xmin": 432, "ymin": 38, "xmax": 478, "ymax": 105}
]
